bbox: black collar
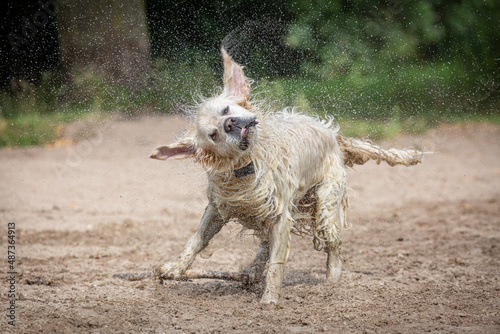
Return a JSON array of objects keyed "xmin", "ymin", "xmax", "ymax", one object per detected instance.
[{"xmin": 234, "ymin": 161, "xmax": 255, "ymax": 178}]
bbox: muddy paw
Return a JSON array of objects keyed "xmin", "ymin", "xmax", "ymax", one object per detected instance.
[
  {"xmin": 242, "ymin": 268, "xmax": 263, "ymax": 285},
  {"xmin": 155, "ymin": 262, "xmax": 187, "ymax": 280},
  {"xmin": 260, "ymin": 291, "xmax": 279, "ymax": 304},
  {"xmin": 326, "ymin": 266, "xmax": 342, "ymax": 283}
]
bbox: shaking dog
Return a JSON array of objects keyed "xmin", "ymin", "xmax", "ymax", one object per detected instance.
[{"xmin": 150, "ymin": 49, "xmax": 423, "ymax": 303}]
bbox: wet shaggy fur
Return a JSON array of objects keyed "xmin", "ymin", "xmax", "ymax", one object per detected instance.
[{"xmin": 150, "ymin": 49, "xmax": 423, "ymax": 303}]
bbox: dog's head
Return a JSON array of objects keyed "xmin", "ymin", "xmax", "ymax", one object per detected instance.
[{"xmin": 150, "ymin": 49, "xmax": 258, "ymax": 172}]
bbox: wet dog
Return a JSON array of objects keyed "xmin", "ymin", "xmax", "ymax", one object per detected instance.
[{"xmin": 150, "ymin": 49, "xmax": 423, "ymax": 303}]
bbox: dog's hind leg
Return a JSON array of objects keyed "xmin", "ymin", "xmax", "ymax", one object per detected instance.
[
  {"xmin": 260, "ymin": 213, "xmax": 291, "ymax": 304},
  {"xmin": 243, "ymin": 239, "xmax": 269, "ymax": 284},
  {"xmin": 316, "ymin": 175, "xmax": 348, "ymax": 283},
  {"xmin": 157, "ymin": 204, "xmax": 226, "ymax": 279}
]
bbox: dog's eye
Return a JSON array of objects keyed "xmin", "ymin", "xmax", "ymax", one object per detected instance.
[
  {"xmin": 221, "ymin": 107, "xmax": 229, "ymax": 115},
  {"xmin": 209, "ymin": 131, "xmax": 218, "ymax": 141}
]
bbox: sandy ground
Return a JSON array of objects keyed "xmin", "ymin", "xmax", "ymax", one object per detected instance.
[{"xmin": 1, "ymin": 115, "xmax": 499, "ymax": 333}]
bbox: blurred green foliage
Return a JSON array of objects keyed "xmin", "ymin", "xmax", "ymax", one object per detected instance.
[
  {"xmin": 282, "ymin": 0, "xmax": 499, "ymax": 118},
  {"xmin": 0, "ymin": 60, "xmax": 218, "ymax": 146},
  {"xmin": 1, "ymin": 0, "xmax": 499, "ymax": 146}
]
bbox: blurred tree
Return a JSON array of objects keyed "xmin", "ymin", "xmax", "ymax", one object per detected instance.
[
  {"xmin": 57, "ymin": 0, "xmax": 150, "ymax": 91},
  {"xmin": 0, "ymin": 0, "xmax": 60, "ymax": 89}
]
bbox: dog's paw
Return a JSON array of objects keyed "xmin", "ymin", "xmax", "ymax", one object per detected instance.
[
  {"xmin": 326, "ymin": 266, "xmax": 342, "ymax": 283},
  {"xmin": 242, "ymin": 267, "xmax": 263, "ymax": 285},
  {"xmin": 156, "ymin": 262, "xmax": 187, "ymax": 280},
  {"xmin": 260, "ymin": 291, "xmax": 279, "ymax": 304}
]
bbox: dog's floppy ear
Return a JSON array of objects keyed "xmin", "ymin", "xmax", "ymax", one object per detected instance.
[
  {"xmin": 222, "ymin": 48, "xmax": 251, "ymax": 102},
  {"xmin": 150, "ymin": 137, "xmax": 196, "ymax": 160}
]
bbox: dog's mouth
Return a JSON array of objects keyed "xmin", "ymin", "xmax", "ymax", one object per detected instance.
[{"xmin": 238, "ymin": 120, "xmax": 258, "ymax": 150}]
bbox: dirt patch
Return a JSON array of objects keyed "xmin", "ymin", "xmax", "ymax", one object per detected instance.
[{"xmin": 1, "ymin": 116, "xmax": 499, "ymax": 333}]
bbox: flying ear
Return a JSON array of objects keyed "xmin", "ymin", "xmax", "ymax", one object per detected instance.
[
  {"xmin": 149, "ymin": 137, "xmax": 196, "ymax": 160},
  {"xmin": 222, "ymin": 48, "xmax": 251, "ymax": 102}
]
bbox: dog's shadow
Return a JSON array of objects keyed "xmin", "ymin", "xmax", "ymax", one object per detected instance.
[{"xmin": 163, "ymin": 269, "xmax": 324, "ymax": 298}]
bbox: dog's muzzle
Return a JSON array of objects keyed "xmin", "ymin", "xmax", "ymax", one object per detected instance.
[{"xmin": 224, "ymin": 116, "xmax": 258, "ymax": 150}]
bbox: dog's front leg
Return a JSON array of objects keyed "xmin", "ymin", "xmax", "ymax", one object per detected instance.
[
  {"xmin": 158, "ymin": 204, "xmax": 225, "ymax": 279},
  {"xmin": 243, "ymin": 240, "xmax": 269, "ymax": 284},
  {"xmin": 260, "ymin": 213, "xmax": 291, "ymax": 304}
]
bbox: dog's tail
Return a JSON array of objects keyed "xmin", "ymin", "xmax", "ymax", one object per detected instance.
[{"xmin": 337, "ymin": 134, "xmax": 425, "ymax": 167}]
